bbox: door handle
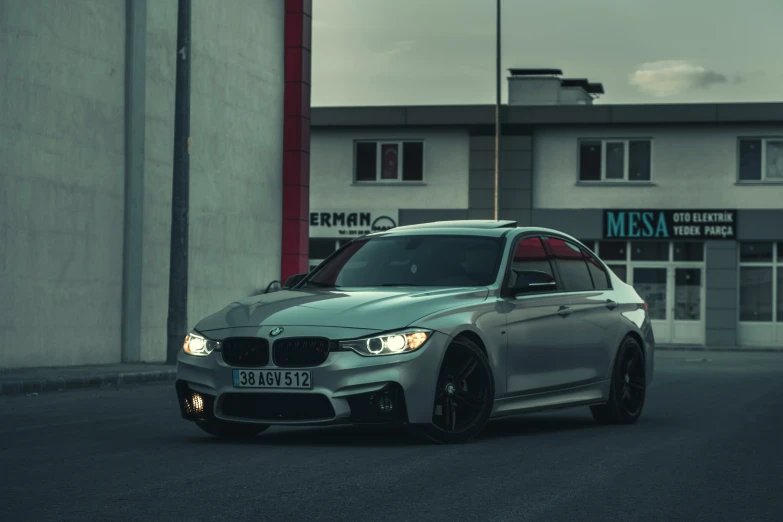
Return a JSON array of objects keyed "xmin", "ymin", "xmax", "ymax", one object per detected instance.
[
  {"xmin": 557, "ymin": 305, "xmax": 572, "ymax": 317},
  {"xmin": 605, "ymin": 299, "xmax": 618, "ymax": 310}
]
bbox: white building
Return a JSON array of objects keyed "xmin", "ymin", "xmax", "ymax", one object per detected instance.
[
  {"xmin": 0, "ymin": 0, "xmax": 313, "ymax": 368},
  {"xmin": 310, "ymin": 69, "xmax": 783, "ymax": 349}
]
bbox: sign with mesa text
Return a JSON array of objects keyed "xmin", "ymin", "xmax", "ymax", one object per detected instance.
[{"xmin": 603, "ymin": 209, "xmax": 737, "ymax": 240}]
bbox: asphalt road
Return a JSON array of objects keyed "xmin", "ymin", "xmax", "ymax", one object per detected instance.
[{"xmin": 1, "ymin": 351, "xmax": 782, "ymax": 522}]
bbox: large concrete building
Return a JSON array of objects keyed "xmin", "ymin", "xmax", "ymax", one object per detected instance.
[
  {"xmin": 0, "ymin": 0, "xmax": 312, "ymax": 368},
  {"xmin": 309, "ymin": 69, "xmax": 783, "ymax": 350}
]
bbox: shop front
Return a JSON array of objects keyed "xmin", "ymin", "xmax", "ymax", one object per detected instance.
[
  {"xmin": 580, "ymin": 209, "xmax": 737, "ymax": 346},
  {"xmin": 308, "ymin": 209, "xmax": 399, "ymax": 270}
]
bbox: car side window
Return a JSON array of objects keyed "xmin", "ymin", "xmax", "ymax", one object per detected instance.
[
  {"xmin": 510, "ymin": 236, "xmax": 559, "ymax": 290},
  {"xmin": 543, "ymin": 237, "xmax": 595, "ymax": 291},
  {"xmin": 583, "ymin": 249, "xmax": 611, "ymax": 290}
]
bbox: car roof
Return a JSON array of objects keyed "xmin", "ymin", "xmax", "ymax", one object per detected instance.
[{"xmin": 367, "ymin": 220, "xmax": 583, "ymax": 242}]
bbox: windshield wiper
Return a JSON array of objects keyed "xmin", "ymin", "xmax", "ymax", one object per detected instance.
[{"xmin": 378, "ymin": 283, "xmax": 421, "ymax": 287}]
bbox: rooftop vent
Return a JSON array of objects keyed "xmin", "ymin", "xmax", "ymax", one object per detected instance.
[{"xmin": 507, "ymin": 68, "xmax": 604, "ymax": 106}]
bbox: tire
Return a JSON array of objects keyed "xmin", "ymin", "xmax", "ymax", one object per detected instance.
[
  {"xmin": 590, "ymin": 335, "xmax": 647, "ymax": 425},
  {"xmin": 409, "ymin": 335, "xmax": 495, "ymax": 444},
  {"xmin": 196, "ymin": 419, "xmax": 270, "ymax": 438}
]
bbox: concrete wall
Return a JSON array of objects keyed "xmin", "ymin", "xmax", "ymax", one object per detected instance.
[
  {"xmin": 309, "ymin": 127, "xmax": 469, "ymax": 212},
  {"xmin": 705, "ymin": 241, "xmax": 739, "ymax": 348},
  {"xmin": 468, "ymin": 135, "xmax": 533, "ymax": 224},
  {"xmin": 0, "ymin": 0, "xmax": 285, "ymax": 368},
  {"xmin": 532, "ymin": 124, "xmax": 783, "ymax": 209},
  {"xmin": 0, "ymin": 0, "xmax": 127, "ymax": 368},
  {"xmin": 141, "ymin": 0, "xmax": 285, "ymax": 361}
]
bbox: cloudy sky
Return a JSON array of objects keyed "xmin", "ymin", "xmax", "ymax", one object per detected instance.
[{"xmin": 311, "ymin": 0, "xmax": 782, "ymax": 106}]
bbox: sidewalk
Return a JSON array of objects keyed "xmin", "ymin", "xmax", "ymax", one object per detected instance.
[
  {"xmin": 1, "ymin": 345, "xmax": 781, "ymax": 397},
  {"xmin": 0, "ymin": 363, "xmax": 176, "ymax": 397}
]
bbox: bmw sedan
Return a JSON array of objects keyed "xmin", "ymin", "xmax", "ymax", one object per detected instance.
[{"xmin": 176, "ymin": 220, "xmax": 654, "ymax": 444}]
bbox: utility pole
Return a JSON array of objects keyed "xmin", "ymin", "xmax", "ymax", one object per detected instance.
[
  {"xmin": 166, "ymin": 0, "xmax": 192, "ymax": 364},
  {"xmin": 494, "ymin": 0, "xmax": 501, "ymax": 221}
]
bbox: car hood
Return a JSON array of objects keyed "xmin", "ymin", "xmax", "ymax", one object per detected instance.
[{"xmin": 194, "ymin": 287, "xmax": 490, "ymax": 333}]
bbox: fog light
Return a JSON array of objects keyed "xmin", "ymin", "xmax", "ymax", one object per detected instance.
[
  {"xmin": 378, "ymin": 396, "xmax": 393, "ymax": 413},
  {"xmin": 185, "ymin": 392, "xmax": 205, "ymax": 416}
]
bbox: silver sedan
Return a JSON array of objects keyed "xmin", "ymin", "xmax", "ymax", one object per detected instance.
[{"xmin": 176, "ymin": 220, "xmax": 655, "ymax": 444}]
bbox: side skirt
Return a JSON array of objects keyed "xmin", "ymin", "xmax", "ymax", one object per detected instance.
[{"xmin": 490, "ymin": 380, "xmax": 610, "ymax": 418}]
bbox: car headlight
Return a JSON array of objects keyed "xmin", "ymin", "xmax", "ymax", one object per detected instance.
[
  {"xmin": 339, "ymin": 330, "xmax": 431, "ymax": 357},
  {"xmin": 183, "ymin": 332, "xmax": 221, "ymax": 357}
]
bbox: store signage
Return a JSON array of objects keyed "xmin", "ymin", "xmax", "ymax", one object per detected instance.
[
  {"xmin": 309, "ymin": 210, "xmax": 399, "ymax": 238},
  {"xmin": 603, "ymin": 209, "xmax": 737, "ymax": 240}
]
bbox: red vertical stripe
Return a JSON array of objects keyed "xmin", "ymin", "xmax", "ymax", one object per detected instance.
[{"xmin": 281, "ymin": 0, "xmax": 312, "ymax": 282}]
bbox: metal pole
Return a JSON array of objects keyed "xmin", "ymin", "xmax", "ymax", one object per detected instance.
[
  {"xmin": 166, "ymin": 0, "xmax": 192, "ymax": 364},
  {"xmin": 494, "ymin": 0, "xmax": 501, "ymax": 221}
]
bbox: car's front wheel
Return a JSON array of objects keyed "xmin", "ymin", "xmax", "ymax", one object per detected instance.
[
  {"xmin": 410, "ymin": 335, "xmax": 495, "ymax": 444},
  {"xmin": 590, "ymin": 335, "xmax": 647, "ymax": 425},
  {"xmin": 196, "ymin": 419, "xmax": 270, "ymax": 438}
]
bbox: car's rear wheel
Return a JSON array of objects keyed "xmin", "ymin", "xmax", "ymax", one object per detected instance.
[
  {"xmin": 590, "ymin": 335, "xmax": 646, "ymax": 425},
  {"xmin": 196, "ymin": 419, "xmax": 270, "ymax": 438},
  {"xmin": 410, "ymin": 335, "xmax": 495, "ymax": 444}
]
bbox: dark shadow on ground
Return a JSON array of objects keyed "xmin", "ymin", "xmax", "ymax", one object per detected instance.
[{"xmin": 184, "ymin": 412, "xmax": 612, "ymax": 447}]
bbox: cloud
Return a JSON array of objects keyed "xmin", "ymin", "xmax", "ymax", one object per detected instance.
[
  {"xmin": 378, "ymin": 40, "xmax": 415, "ymax": 57},
  {"xmin": 629, "ymin": 60, "xmax": 733, "ymax": 97}
]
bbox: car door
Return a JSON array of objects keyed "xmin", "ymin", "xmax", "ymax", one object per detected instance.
[
  {"xmin": 542, "ymin": 236, "xmax": 614, "ymax": 385},
  {"xmin": 503, "ymin": 235, "xmax": 578, "ymax": 395}
]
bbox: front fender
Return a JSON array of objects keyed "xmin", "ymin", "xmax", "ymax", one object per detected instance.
[{"xmin": 410, "ymin": 298, "xmax": 508, "ymax": 398}]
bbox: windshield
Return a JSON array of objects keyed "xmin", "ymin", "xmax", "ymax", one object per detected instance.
[{"xmin": 303, "ymin": 235, "xmax": 504, "ymax": 288}]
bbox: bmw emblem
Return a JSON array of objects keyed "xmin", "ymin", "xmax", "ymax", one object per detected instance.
[{"xmin": 270, "ymin": 327, "xmax": 284, "ymax": 337}]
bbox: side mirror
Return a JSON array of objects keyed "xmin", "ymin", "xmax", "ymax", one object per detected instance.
[
  {"xmin": 283, "ymin": 273, "xmax": 308, "ymax": 289},
  {"xmin": 510, "ymin": 269, "xmax": 557, "ymax": 295}
]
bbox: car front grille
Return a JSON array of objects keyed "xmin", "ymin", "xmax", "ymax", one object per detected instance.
[
  {"xmin": 272, "ymin": 337, "xmax": 332, "ymax": 368},
  {"xmin": 220, "ymin": 393, "xmax": 335, "ymax": 421},
  {"xmin": 221, "ymin": 338, "xmax": 270, "ymax": 367}
]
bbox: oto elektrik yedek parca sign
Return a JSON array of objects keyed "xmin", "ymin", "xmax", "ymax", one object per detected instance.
[{"xmin": 603, "ymin": 209, "xmax": 737, "ymax": 240}]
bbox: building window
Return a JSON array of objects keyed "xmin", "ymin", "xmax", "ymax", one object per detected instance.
[
  {"xmin": 578, "ymin": 139, "xmax": 652, "ymax": 182},
  {"xmin": 354, "ymin": 140, "xmax": 424, "ymax": 182},
  {"xmin": 738, "ymin": 242, "xmax": 779, "ymax": 322},
  {"xmin": 738, "ymin": 138, "xmax": 783, "ymax": 182}
]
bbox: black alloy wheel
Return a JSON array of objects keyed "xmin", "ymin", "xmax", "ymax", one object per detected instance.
[
  {"xmin": 411, "ymin": 335, "xmax": 495, "ymax": 444},
  {"xmin": 196, "ymin": 419, "xmax": 270, "ymax": 438},
  {"xmin": 591, "ymin": 335, "xmax": 647, "ymax": 425}
]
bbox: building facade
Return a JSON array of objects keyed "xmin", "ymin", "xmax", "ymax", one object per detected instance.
[
  {"xmin": 0, "ymin": 0, "xmax": 312, "ymax": 368},
  {"xmin": 310, "ymin": 70, "xmax": 783, "ymax": 349}
]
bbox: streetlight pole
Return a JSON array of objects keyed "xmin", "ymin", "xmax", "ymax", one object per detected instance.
[
  {"xmin": 166, "ymin": 0, "xmax": 192, "ymax": 364},
  {"xmin": 494, "ymin": 0, "xmax": 501, "ymax": 221}
]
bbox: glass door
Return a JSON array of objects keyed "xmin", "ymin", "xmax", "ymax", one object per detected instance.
[
  {"xmin": 630, "ymin": 265, "xmax": 705, "ymax": 345},
  {"xmin": 632, "ymin": 267, "xmax": 671, "ymax": 344},
  {"xmin": 671, "ymin": 266, "xmax": 704, "ymax": 344}
]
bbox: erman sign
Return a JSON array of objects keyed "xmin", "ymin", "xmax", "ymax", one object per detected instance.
[
  {"xmin": 309, "ymin": 210, "xmax": 399, "ymax": 239},
  {"xmin": 603, "ymin": 210, "xmax": 737, "ymax": 240}
]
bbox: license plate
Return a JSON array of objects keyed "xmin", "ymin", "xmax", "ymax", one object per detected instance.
[{"xmin": 232, "ymin": 369, "xmax": 312, "ymax": 389}]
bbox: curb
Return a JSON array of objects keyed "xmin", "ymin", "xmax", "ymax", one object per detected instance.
[
  {"xmin": 0, "ymin": 368, "xmax": 177, "ymax": 397},
  {"xmin": 657, "ymin": 345, "xmax": 783, "ymax": 353}
]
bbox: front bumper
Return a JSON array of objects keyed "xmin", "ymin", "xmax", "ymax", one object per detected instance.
[{"xmin": 175, "ymin": 330, "xmax": 450, "ymax": 426}]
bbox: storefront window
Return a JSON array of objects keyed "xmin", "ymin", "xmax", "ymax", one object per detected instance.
[
  {"xmin": 630, "ymin": 241, "xmax": 669, "ymax": 261},
  {"xmin": 673, "ymin": 242, "xmax": 704, "ymax": 262},
  {"xmin": 632, "ymin": 267, "xmax": 667, "ymax": 320},
  {"xmin": 739, "ymin": 267, "xmax": 773, "ymax": 322},
  {"xmin": 309, "ymin": 238, "xmax": 340, "ymax": 260},
  {"xmin": 740, "ymin": 242, "xmax": 773, "ymax": 263},
  {"xmin": 738, "ymin": 242, "xmax": 778, "ymax": 323},
  {"xmin": 597, "ymin": 241, "xmax": 627, "ymax": 261},
  {"xmin": 778, "ymin": 267, "xmax": 783, "ymax": 323},
  {"xmin": 674, "ymin": 268, "xmax": 701, "ymax": 320}
]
